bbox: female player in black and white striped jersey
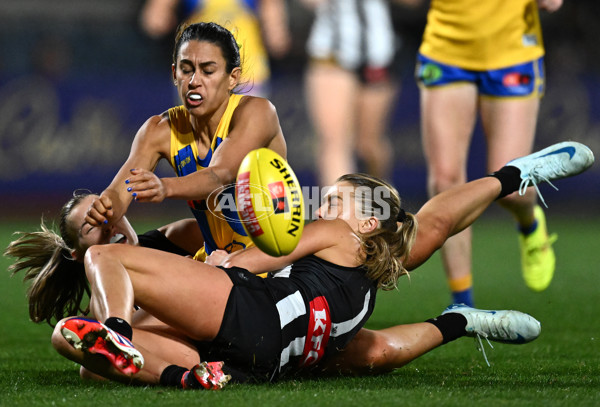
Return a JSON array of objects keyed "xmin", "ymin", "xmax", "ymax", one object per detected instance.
[{"xmin": 10, "ymin": 140, "xmax": 593, "ymax": 388}]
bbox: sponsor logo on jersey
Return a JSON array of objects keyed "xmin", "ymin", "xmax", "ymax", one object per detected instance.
[{"xmin": 300, "ymin": 296, "xmax": 331, "ymax": 367}]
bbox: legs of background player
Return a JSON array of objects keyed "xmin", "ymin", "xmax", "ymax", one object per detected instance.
[
  {"xmin": 305, "ymin": 61, "xmax": 397, "ymax": 186},
  {"xmin": 420, "ymin": 84, "xmax": 478, "ymax": 306},
  {"xmin": 480, "ymin": 95, "xmax": 538, "ymax": 222},
  {"xmin": 355, "ymin": 79, "xmax": 398, "ymax": 181},
  {"xmin": 306, "ymin": 62, "xmax": 359, "ymax": 187},
  {"xmin": 480, "ymin": 96, "xmax": 556, "ymax": 292}
]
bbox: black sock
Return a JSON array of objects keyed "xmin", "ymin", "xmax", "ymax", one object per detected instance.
[
  {"xmin": 425, "ymin": 313, "xmax": 468, "ymax": 344},
  {"xmin": 222, "ymin": 364, "xmax": 249, "ymax": 383},
  {"xmin": 104, "ymin": 317, "xmax": 133, "ymax": 341},
  {"xmin": 487, "ymin": 165, "xmax": 522, "ymax": 199},
  {"xmin": 160, "ymin": 365, "xmax": 188, "ymax": 387}
]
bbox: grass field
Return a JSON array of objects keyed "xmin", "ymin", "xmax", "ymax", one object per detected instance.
[{"xmin": 1, "ymin": 214, "xmax": 599, "ymax": 406}]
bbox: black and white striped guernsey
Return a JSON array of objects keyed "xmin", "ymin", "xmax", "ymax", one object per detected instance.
[{"xmin": 264, "ymin": 255, "xmax": 377, "ymax": 378}]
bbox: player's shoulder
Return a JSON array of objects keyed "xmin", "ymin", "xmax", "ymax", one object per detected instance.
[
  {"xmin": 133, "ymin": 111, "xmax": 172, "ymax": 151},
  {"xmin": 140, "ymin": 111, "xmax": 171, "ymax": 132},
  {"xmin": 237, "ymin": 95, "xmax": 277, "ymax": 114}
]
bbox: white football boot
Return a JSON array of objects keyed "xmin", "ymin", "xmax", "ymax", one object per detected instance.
[
  {"xmin": 442, "ymin": 304, "xmax": 542, "ymax": 366},
  {"xmin": 442, "ymin": 303, "xmax": 541, "ymax": 344},
  {"xmin": 506, "ymin": 141, "xmax": 594, "ymax": 206}
]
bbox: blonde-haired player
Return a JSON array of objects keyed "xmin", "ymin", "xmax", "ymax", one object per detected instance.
[{"xmin": 8, "ymin": 141, "xmax": 590, "ymax": 387}]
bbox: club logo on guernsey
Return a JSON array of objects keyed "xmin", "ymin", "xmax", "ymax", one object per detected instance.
[{"xmin": 300, "ymin": 296, "xmax": 331, "ymax": 367}]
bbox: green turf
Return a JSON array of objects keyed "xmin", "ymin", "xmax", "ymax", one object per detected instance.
[{"xmin": 1, "ymin": 215, "xmax": 599, "ymax": 406}]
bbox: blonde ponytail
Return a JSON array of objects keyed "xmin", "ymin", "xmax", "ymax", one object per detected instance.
[
  {"xmin": 337, "ymin": 174, "xmax": 419, "ymax": 290},
  {"xmin": 4, "ymin": 191, "xmax": 92, "ymax": 325}
]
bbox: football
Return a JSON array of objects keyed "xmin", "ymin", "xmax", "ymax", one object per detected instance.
[{"xmin": 236, "ymin": 148, "xmax": 304, "ymax": 257}]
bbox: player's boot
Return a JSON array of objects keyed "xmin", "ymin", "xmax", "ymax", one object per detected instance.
[
  {"xmin": 442, "ymin": 303, "xmax": 541, "ymax": 344},
  {"xmin": 61, "ymin": 317, "xmax": 144, "ymax": 376},
  {"xmin": 181, "ymin": 361, "xmax": 231, "ymax": 390},
  {"xmin": 519, "ymin": 205, "xmax": 558, "ymax": 291},
  {"xmin": 506, "ymin": 141, "xmax": 595, "ymax": 206}
]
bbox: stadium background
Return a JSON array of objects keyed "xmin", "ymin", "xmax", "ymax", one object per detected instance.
[{"xmin": 0, "ymin": 0, "xmax": 599, "ymax": 223}]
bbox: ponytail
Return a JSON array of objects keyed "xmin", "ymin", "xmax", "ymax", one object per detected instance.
[
  {"xmin": 4, "ymin": 221, "xmax": 89, "ymax": 325},
  {"xmin": 336, "ymin": 173, "xmax": 419, "ymax": 290},
  {"xmin": 4, "ymin": 190, "xmax": 93, "ymax": 326},
  {"xmin": 362, "ymin": 211, "xmax": 418, "ymax": 290}
]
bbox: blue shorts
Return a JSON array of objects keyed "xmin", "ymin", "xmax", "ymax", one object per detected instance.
[{"xmin": 415, "ymin": 53, "xmax": 545, "ymax": 98}]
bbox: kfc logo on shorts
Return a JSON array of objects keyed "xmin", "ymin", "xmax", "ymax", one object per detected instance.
[
  {"xmin": 269, "ymin": 181, "xmax": 289, "ymax": 215},
  {"xmin": 300, "ymin": 296, "xmax": 331, "ymax": 367}
]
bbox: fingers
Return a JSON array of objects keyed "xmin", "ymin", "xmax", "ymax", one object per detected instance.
[
  {"xmin": 125, "ymin": 169, "xmax": 166, "ymax": 203},
  {"xmin": 205, "ymin": 250, "xmax": 229, "ymax": 266},
  {"xmin": 85, "ymin": 195, "xmax": 113, "ymax": 226}
]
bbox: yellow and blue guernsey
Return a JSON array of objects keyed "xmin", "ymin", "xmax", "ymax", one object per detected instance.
[
  {"xmin": 186, "ymin": 0, "xmax": 270, "ymax": 86},
  {"xmin": 168, "ymin": 93, "xmax": 253, "ymax": 261},
  {"xmin": 419, "ymin": 0, "xmax": 544, "ymax": 71}
]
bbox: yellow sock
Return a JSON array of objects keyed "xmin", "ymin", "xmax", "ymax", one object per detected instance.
[{"xmin": 449, "ymin": 274, "xmax": 472, "ymax": 292}]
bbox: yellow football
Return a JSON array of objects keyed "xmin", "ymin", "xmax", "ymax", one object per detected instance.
[{"xmin": 236, "ymin": 148, "xmax": 304, "ymax": 257}]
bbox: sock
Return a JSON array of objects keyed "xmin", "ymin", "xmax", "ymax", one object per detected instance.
[
  {"xmin": 222, "ymin": 364, "xmax": 249, "ymax": 383},
  {"xmin": 519, "ymin": 219, "xmax": 538, "ymax": 236},
  {"xmin": 160, "ymin": 365, "xmax": 188, "ymax": 388},
  {"xmin": 487, "ymin": 165, "xmax": 521, "ymax": 199},
  {"xmin": 449, "ymin": 274, "xmax": 474, "ymax": 307},
  {"xmin": 425, "ymin": 313, "xmax": 468, "ymax": 344},
  {"xmin": 104, "ymin": 317, "xmax": 133, "ymax": 341},
  {"xmin": 452, "ymin": 289, "xmax": 474, "ymax": 308}
]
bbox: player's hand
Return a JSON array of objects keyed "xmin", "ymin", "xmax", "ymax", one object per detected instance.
[
  {"xmin": 85, "ymin": 194, "xmax": 114, "ymax": 227},
  {"xmin": 126, "ymin": 168, "xmax": 167, "ymax": 203},
  {"xmin": 537, "ymin": 0, "xmax": 562, "ymax": 13},
  {"xmin": 205, "ymin": 249, "xmax": 229, "ymax": 266}
]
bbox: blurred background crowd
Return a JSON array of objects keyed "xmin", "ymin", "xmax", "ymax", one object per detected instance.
[{"xmin": 0, "ymin": 0, "xmax": 598, "ymax": 219}]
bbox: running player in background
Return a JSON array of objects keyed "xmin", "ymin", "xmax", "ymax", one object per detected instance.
[
  {"xmin": 302, "ymin": 0, "xmax": 421, "ymax": 186},
  {"xmin": 416, "ymin": 0, "xmax": 563, "ymax": 306},
  {"xmin": 140, "ymin": 0, "xmax": 291, "ymax": 97}
]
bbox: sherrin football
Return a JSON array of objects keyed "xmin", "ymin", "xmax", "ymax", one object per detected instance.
[{"xmin": 236, "ymin": 148, "xmax": 304, "ymax": 257}]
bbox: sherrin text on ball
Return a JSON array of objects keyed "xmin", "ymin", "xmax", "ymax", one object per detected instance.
[{"xmin": 236, "ymin": 148, "xmax": 304, "ymax": 256}]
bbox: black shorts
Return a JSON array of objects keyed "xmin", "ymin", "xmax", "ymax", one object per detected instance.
[{"xmin": 194, "ymin": 266, "xmax": 282, "ymax": 382}]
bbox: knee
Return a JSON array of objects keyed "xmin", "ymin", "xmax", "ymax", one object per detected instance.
[
  {"xmin": 51, "ymin": 318, "xmax": 72, "ymax": 357},
  {"xmin": 352, "ymin": 333, "xmax": 400, "ymax": 374},
  {"xmin": 427, "ymin": 167, "xmax": 466, "ymax": 195}
]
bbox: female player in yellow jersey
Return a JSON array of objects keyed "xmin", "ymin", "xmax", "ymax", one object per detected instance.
[
  {"xmin": 416, "ymin": 0, "xmax": 563, "ymax": 305},
  {"xmin": 140, "ymin": 0, "xmax": 291, "ymax": 97},
  {"xmin": 85, "ymin": 22, "xmax": 286, "ymax": 261},
  {"xmin": 6, "ymin": 141, "xmax": 594, "ymax": 385}
]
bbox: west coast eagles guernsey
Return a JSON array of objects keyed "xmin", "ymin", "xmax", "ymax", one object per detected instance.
[
  {"xmin": 168, "ymin": 93, "xmax": 253, "ymax": 260},
  {"xmin": 419, "ymin": 0, "xmax": 545, "ymax": 70},
  {"xmin": 186, "ymin": 0, "xmax": 270, "ymax": 85}
]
